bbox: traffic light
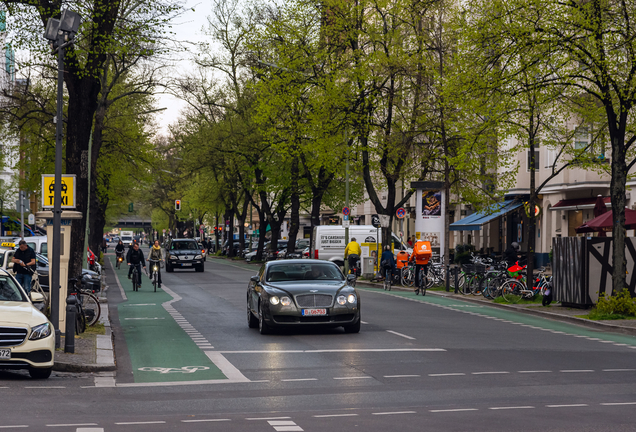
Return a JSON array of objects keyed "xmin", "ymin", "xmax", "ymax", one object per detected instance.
[{"xmin": 175, "ymin": 199, "xmax": 181, "ymax": 211}]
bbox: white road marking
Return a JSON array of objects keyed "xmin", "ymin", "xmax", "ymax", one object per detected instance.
[
  {"xmin": 600, "ymin": 402, "xmax": 636, "ymax": 406},
  {"xmin": 371, "ymin": 411, "xmax": 416, "ymax": 415},
  {"xmin": 124, "ymin": 317, "xmax": 164, "ymax": 320},
  {"xmin": 122, "ymin": 303, "xmax": 156, "ymax": 306},
  {"xmin": 313, "ymin": 414, "xmax": 359, "ymax": 418},
  {"xmin": 181, "ymin": 419, "xmax": 231, "ymax": 422},
  {"xmin": 268, "ymin": 421, "xmax": 297, "ymax": 425},
  {"xmin": 76, "ymin": 429, "xmax": 103, "ymax": 432},
  {"xmin": 471, "ymin": 371, "xmax": 509, "ymax": 375},
  {"xmin": 114, "ymin": 421, "xmax": 166, "ymax": 425},
  {"xmin": 247, "ymin": 417, "xmax": 291, "ymax": 421},
  {"xmin": 430, "ymin": 408, "xmax": 478, "ymax": 413},
  {"xmin": 109, "ymin": 257, "xmax": 127, "ymax": 301},
  {"xmin": 0, "ymin": 426, "xmax": 29, "ymax": 429},
  {"xmin": 386, "ymin": 330, "xmax": 416, "ymax": 340},
  {"xmin": 518, "ymin": 370, "xmax": 552, "ymax": 373},
  {"xmin": 560, "ymin": 370, "xmax": 594, "ymax": 373},
  {"xmin": 360, "ymin": 321, "xmax": 369, "ymax": 324},
  {"xmin": 25, "ymin": 386, "xmax": 65, "ymax": 389},
  {"xmin": 219, "ymin": 348, "xmax": 445, "ymax": 353},
  {"xmin": 489, "ymin": 406, "xmax": 535, "ymax": 410},
  {"xmin": 282, "ymin": 378, "xmax": 318, "ymax": 382},
  {"xmin": 429, "ymin": 373, "xmax": 465, "ymax": 377},
  {"xmin": 384, "ymin": 375, "xmax": 420, "ymax": 378},
  {"xmin": 602, "ymin": 369, "xmax": 635, "ymax": 372},
  {"xmin": 204, "ymin": 351, "xmax": 249, "ymax": 382},
  {"xmin": 0, "ymin": 386, "xmax": 8, "ymax": 389},
  {"xmin": 546, "ymin": 404, "xmax": 588, "ymax": 408},
  {"xmin": 333, "ymin": 376, "xmax": 373, "ymax": 380},
  {"xmin": 46, "ymin": 424, "xmax": 98, "ymax": 427}
]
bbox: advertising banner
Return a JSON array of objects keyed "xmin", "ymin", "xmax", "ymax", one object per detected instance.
[{"xmin": 415, "ymin": 188, "xmax": 445, "ymax": 262}]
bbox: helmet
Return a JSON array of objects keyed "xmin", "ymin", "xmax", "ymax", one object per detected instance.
[{"xmin": 511, "ymin": 242, "xmax": 520, "ymax": 251}]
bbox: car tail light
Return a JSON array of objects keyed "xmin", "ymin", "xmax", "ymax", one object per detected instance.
[{"xmin": 314, "ymin": 249, "xmax": 318, "ymax": 259}]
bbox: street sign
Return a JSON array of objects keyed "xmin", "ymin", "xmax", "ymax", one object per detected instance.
[
  {"xmin": 343, "ymin": 215, "xmax": 349, "ymax": 221},
  {"xmin": 343, "ymin": 220, "xmax": 350, "ymax": 228},
  {"xmin": 342, "ymin": 207, "xmax": 350, "ymax": 216},
  {"xmin": 28, "ymin": 214, "xmax": 35, "ymax": 224},
  {"xmin": 379, "ymin": 215, "xmax": 391, "ymax": 228},
  {"xmin": 371, "ymin": 214, "xmax": 380, "ymax": 228},
  {"xmin": 42, "ymin": 174, "xmax": 76, "ymax": 208},
  {"xmin": 396, "ymin": 207, "xmax": 406, "ymax": 219},
  {"xmin": 162, "ymin": 229, "xmax": 166, "ymax": 233}
]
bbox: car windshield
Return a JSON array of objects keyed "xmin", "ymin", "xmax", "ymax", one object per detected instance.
[
  {"xmin": 266, "ymin": 263, "xmax": 344, "ymax": 282},
  {"xmin": 171, "ymin": 241, "xmax": 198, "ymax": 250},
  {"xmin": 0, "ymin": 275, "xmax": 27, "ymax": 302}
]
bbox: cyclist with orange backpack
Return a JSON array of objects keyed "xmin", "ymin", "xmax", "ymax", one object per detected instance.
[{"xmin": 409, "ymin": 240, "xmax": 432, "ymax": 295}]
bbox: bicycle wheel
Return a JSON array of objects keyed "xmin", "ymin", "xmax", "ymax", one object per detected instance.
[
  {"xmin": 470, "ymin": 276, "xmax": 483, "ymax": 296},
  {"xmin": 132, "ymin": 268, "xmax": 138, "ymax": 292},
  {"xmin": 426, "ymin": 268, "xmax": 435, "ymax": 289},
  {"xmin": 420, "ymin": 273, "xmax": 427, "ymax": 296},
  {"xmin": 79, "ymin": 292, "xmax": 101, "ymax": 326},
  {"xmin": 401, "ymin": 266, "xmax": 415, "ymax": 287},
  {"xmin": 31, "ymin": 280, "xmax": 50, "ymax": 310},
  {"xmin": 75, "ymin": 303, "xmax": 86, "ymax": 334},
  {"xmin": 501, "ymin": 279, "xmax": 525, "ymax": 303}
]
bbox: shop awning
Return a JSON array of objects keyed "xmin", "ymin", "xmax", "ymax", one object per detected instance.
[
  {"xmin": 450, "ymin": 200, "xmax": 524, "ymax": 231},
  {"xmin": 550, "ymin": 196, "xmax": 610, "ymax": 211}
]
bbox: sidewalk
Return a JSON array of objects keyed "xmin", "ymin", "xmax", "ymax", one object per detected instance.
[
  {"xmin": 354, "ymin": 278, "xmax": 636, "ymax": 336},
  {"xmin": 52, "ymin": 273, "xmax": 116, "ymax": 373}
]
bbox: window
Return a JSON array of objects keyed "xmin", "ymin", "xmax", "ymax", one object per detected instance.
[
  {"xmin": 527, "ymin": 148, "xmax": 540, "ymax": 171},
  {"xmin": 574, "ymin": 126, "xmax": 590, "ymax": 150},
  {"xmin": 545, "ymin": 147, "xmax": 558, "ymax": 168}
]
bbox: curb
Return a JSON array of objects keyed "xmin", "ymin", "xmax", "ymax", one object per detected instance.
[
  {"xmin": 355, "ymin": 280, "xmax": 636, "ymax": 337},
  {"xmin": 53, "ymin": 289, "xmax": 116, "ymax": 373}
]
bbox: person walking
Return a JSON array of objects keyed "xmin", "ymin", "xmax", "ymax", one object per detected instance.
[{"xmin": 11, "ymin": 240, "xmax": 36, "ymax": 293}]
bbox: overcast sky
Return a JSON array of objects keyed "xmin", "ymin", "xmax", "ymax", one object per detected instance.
[{"xmin": 153, "ymin": 0, "xmax": 211, "ymax": 135}]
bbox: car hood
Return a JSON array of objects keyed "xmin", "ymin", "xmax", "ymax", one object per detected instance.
[
  {"xmin": 168, "ymin": 250, "xmax": 200, "ymax": 256},
  {"xmin": 0, "ymin": 301, "xmax": 47, "ymax": 327},
  {"xmin": 264, "ymin": 281, "xmax": 349, "ymax": 295}
]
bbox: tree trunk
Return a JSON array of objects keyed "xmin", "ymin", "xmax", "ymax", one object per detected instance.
[
  {"xmin": 256, "ymin": 209, "xmax": 267, "ymax": 261},
  {"xmin": 287, "ymin": 156, "xmax": 300, "ymax": 255},
  {"xmin": 526, "ymin": 118, "xmax": 537, "ymax": 293},
  {"xmin": 611, "ymin": 134, "xmax": 627, "ymax": 292},
  {"xmin": 309, "ymin": 190, "xmax": 326, "ymax": 258}
]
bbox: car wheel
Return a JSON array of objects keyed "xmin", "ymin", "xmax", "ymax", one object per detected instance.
[
  {"xmin": 166, "ymin": 264, "xmax": 173, "ymax": 273},
  {"xmin": 195, "ymin": 264, "xmax": 204, "ymax": 272},
  {"xmin": 258, "ymin": 302, "xmax": 271, "ymax": 335},
  {"xmin": 29, "ymin": 367, "xmax": 52, "ymax": 379},
  {"xmin": 248, "ymin": 301, "xmax": 258, "ymax": 328},
  {"xmin": 343, "ymin": 315, "xmax": 361, "ymax": 334}
]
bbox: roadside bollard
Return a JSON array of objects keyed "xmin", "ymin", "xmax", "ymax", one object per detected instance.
[
  {"xmin": 454, "ymin": 266, "xmax": 459, "ymax": 294},
  {"xmin": 445, "ymin": 265, "xmax": 450, "ymax": 292},
  {"xmin": 65, "ymin": 295, "xmax": 76, "ymax": 353}
]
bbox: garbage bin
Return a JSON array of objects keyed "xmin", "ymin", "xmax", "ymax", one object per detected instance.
[{"xmin": 362, "ymin": 257, "xmax": 375, "ymax": 278}]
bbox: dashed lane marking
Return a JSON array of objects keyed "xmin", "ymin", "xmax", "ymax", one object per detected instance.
[
  {"xmin": 333, "ymin": 376, "xmax": 373, "ymax": 380},
  {"xmin": 219, "ymin": 348, "xmax": 445, "ymax": 353},
  {"xmin": 560, "ymin": 370, "xmax": 594, "ymax": 373},
  {"xmin": 546, "ymin": 404, "xmax": 588, "ymax": 408},
  {"xmin": 281, "ymin": 378, "xmax": 318, "ymax": 382},
  {"xmin": 0, "ymin": 426, "xmax": 29, "ymax": 429},
  {"xmin": 471, "ymin": 371, "xmax": 510, "ymax": 375},
  {"xmin": 384, "ymin": 374, "xmax": 421, "ymax": 378},
  {"xmin": 600, "ymin": 402, "xmax": 636, "ymax": 406},
  {"xmin": 46, "ymin": 424, "xmax": 98, "ymax": 427},
  {"xmin": 76, "ymin": 429, "xmax": 103, "ymax": 432},
  {"xmin": 386, "ymin": 330, "xmax": 416, "ymax": 340},
  {"xmin": 603, "ymin": 369, "xmax": 636, "ymax": 372},
  {"xmin": 114, "ymin": 421, "xmax": 166, "ymax": 425},
  {"xmin": 430, "ymin": 408, "xmax": 478, "ymax": 413},
  {"xmin": 371, "ymin": 411, "xmax": 416, "ymax": 415},
  {"xmin": 313, "ymin": 414, "xmax": 359, "ymax": 418},
  {"xmin": 25, "ymin": 386, "xmax": 65, "ymax": 389},
  {"xmin": 518, "ymin": 370, "xmax": 552, "ymax": 373},
  {"xmin": 247, "ymin": 417, "xmax": 291, "ymax": 421},
  {"xmin": 489, "ymin": 406, "xmax": 535, "ymax": 410},
  {"xmin": 181, "ymin": 419, "xmax": 231, "ymax": 422},
  {"xmin": 429, "ymin": 373, "xmax": 465, "ymax": 377}
]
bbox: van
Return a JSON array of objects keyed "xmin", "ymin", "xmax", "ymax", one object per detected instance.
[
  {"xmin": 121, "ymin": 231, "xmax": 134, "ymax": 246},
  {"xmin": 311, "ymin": 225, "xmax": 408, "ymax": 266},
  {"xmin": 24, "ymin": 236, "xmax": 48, "ymax": 257}
]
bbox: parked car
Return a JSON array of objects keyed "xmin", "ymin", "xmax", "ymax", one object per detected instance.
[
  {"xmin": 245, "ymin": 242, "xmax": 269, "ymax": 262},
  {"xmin": 247, "ymin": 259, "xmax": 360, "ymax": 334},
  {"xmin": 165, "ymin": 238, "xmax": 205, "ymax": 272},
  {"xmin": 267, "ymin": 241, "xmax": 289, "ymax": 260},
  {"xmin": 222, "ymin": 241, "xmax": 242, "ymax": 257},
  {"xmin": 34, "ymin": 254, "xmax": 101, "ymax": 293},
  {"xmin": 283, "ymin": 239, "xmax": 311, "ymax": 259},
  {"xmin": 0, "ymin": 268, "xmax": 55, "ymax": 379},
  {"xmin": 243, "ymin": 241, "xmax": 260, "ymax": 257}
]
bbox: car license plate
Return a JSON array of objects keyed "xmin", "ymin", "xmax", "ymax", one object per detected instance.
[
  {"xmin": 182, "ymin": 263, "xmax": 192, "ymax": 266},
  {"xmin": 0, "ymin": 349, "xmax": 10, "ymax": 359},
  {"xmin": 302, "ymin": 308, "xmax": 327, "ymax": 316}
]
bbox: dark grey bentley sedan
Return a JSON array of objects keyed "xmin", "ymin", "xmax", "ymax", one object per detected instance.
[{"xmin": 247, "ymin": 259, "xmax": 361, "ymax": 334}]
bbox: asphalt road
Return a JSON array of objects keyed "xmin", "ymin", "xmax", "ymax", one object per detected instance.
[{"xmin": 2, "ymin": 256, "xmax": 636, "ymax": 431}]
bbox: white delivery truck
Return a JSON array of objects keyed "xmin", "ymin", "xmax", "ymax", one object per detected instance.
[
  {"xmin": 120, "ymin": 231, "xmax": 134, "ymax": 246},
  {"xmin": 311, "ymin": 225, "xmax": 408, "ymax": 267}
]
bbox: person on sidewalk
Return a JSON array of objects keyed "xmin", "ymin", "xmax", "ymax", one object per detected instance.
[
  {"xmin": 127, "ymin": 242, "xmax": 146, "ymax": 282},
  {"xmin": 11, "ymin": 240, "xmax": 36, "ymax": 293},
  {"xmin": 344, "ymin": 237, "xmax": 362, "ymax": 275},
  {"xmin": 504, "ymin": 241, "xmax": 521, "ymax": 265},
  {"xmin": 148, "ymin": 240, "xmax": 163, "ymax": 288}
]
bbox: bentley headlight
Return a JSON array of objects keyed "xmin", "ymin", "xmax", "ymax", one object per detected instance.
[
  {"xmin": 347, "ymin": 294, "xmax": 356, "ymax": 304},
  {"xmin": 29, "ymin": 323, "xmax": 51, "ymax": 340},
  {"xmin": 337, "ymin": 295, "xmax": 347, "ymax": 305},
  {"xmin": 281, "ymin": 296, "xmax": 291, "ymax": 306},
  {"xmin": 170, "ymin": 255, "xmax": 177, "ymax": 259},
  {"xmin": 270, "ymin": 296, "xmax": 280, "ymax": 305}
]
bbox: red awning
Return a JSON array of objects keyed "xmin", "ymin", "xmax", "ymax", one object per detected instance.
[{"xmin": 551, "ymin": 196, "xmax": 610, "ymax": 210}]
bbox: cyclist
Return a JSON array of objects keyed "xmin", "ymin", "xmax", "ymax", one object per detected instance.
[
  {"xmin": 127, "ymin": 242, "xmax": 146, "ymax": 284},
  {"xmin": 115, "ymin": 240, "xmax": 125, "ymax": 262},
  {"xmin": 344, "ymin": 237, "xmax": 361, "ymax": 275},
  {"xmin": 148, "ymin": 240, "xmax": 163, "ymax": 288},
  {"xmin": 380, "ymin": 245, "xmax": 396, "ymax": 282},
  {"xmin": 409, "ymin": 240, "xmax": 432, "ymax": 293}
]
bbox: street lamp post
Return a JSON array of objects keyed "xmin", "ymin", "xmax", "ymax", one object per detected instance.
[{"xmin": 44, "ymin": 9, "xmax": 81, "ymax": 349}]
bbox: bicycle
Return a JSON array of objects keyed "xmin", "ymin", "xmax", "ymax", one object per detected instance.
[
  {"xmin": 149, "ymin": 259, "xmax": 162, "ymax": 292},
  {"xmin": 383, "ymin": 265, "xmax": 392, "ymax": 291},
  {"xmin": 400, "ymin": 260, "xmax": 415, "ymax": 287},
  {"xmin": 24, "ymin": 267, "xmax": 49, "ymax": 312},
  {"xmin": 116, "ymin": 252, "xmax": 124, "ymax": 269},
  {"xmin": 347, "ymin": 256, "xmax": 360, "ymax": 287},
  {"xmin": 131, "ymin": 263, "xmax": 143, "ymax": 292},
  {"xmin": 415, "ymin": 265, "xmax": 427, "ymax": 296}
]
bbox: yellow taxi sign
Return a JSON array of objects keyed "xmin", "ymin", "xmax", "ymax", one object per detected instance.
[
  {"xmin": 42, "ymin": 174, "xmax": 76, "ymax": 208},
  {"xmin": 0, "ymin": 242, "xmax": 15, "ymax": 248}
]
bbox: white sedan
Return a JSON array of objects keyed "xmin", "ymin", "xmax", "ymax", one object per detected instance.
[{"xmin": 0, "ymin": 268, "xmax": 54, "ymax": 379}]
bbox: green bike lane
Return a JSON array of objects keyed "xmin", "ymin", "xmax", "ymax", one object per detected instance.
[
  {"xmin": 109, "ymin": 257, "xmax": 227, "ymax": 383},
  {"xmin": 358, "ymin": 287, "xmax": 636, "ymax": 347}
]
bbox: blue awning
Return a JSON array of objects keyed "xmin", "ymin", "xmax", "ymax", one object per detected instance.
[{"xmin": 450, "ymin": 200, "xmax": 523, "ymax": 231}]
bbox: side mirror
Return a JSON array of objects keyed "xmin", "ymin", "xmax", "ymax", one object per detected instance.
[
  {"xmin": 347, "ymin": 274, "xmax": 356, "ymax": 284},
  {"xmin": 30, "ymin": 292, "xmax": 44, "ymax": 303},
  {"xmin": 250, "ymin": 275, "xmax": 260, "ymax": 283}
]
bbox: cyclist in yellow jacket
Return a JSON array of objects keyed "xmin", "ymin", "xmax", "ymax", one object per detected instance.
[{"xmin": 344, "ymin": 238, "xmax": 362, "ymax": 275}]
